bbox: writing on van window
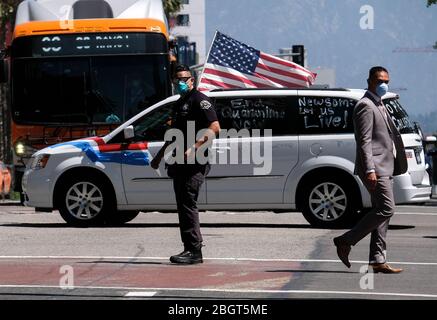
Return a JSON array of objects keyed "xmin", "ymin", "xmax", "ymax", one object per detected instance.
[
  {"xmin": 383, "ymin": 99, "xmax": 414, "ymax": 133},
  {"xmin": 220, "ymin": 98, "xmax": 285, "ymax": 130},
  {"xmin": 298, "ymin": 97, "xmax": 355, "ymax": 131}
]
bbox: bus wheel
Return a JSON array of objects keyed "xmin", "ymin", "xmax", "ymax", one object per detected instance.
[{"xmin": 57, "ymin": 175, "xmax": 114, "ymax": 227}]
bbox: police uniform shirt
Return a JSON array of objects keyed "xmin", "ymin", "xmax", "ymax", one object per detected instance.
[{"xmin": 172, "ymin": 88, "xmax": 218, "ymax": 165}]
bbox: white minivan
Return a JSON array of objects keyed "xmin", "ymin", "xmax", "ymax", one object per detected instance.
[{"xmin": 22, "ymin": 88, "xmax": 431, "ymax": 228}]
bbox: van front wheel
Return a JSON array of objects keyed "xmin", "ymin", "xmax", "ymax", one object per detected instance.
[
  {"xmin": 106, "ymin": 211, "xmax": 140, "ymax": 225},
  {"xmin": 57, "ymin": 176, "xmax": 114, "ymax": 227},
  {"xmin": 300, "ymin": 176, "xmax": 359, "ymax": 228}
]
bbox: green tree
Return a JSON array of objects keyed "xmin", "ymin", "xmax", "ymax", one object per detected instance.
[
  {"xmin": 0, "ymin": 1, "xmax": 19, "ymax": 163},
  {"xmin": 0, "ymin": 0, "xmax": 20, "ymax": 48}
]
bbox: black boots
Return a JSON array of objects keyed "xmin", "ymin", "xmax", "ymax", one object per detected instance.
[{"xmin": 170, "ymin": 248, "xmax": 203, "ymax": 264}]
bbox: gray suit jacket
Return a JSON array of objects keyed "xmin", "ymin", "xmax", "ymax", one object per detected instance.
[{"xmin": 353, "ymin": 91, "xmax": 408, "ymax": 178}]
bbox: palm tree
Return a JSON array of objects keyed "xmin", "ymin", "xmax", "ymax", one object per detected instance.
[
  {"xmin": 163, "ymin": 0, "xmax": 183, "ymax": 21},
  {"xmin": 0, "ymin": 1, "xmax": 20, "ymax": 163},
  {"xmin": 427, "ymin": 1, "xmax": 437, "ymax": 48},
  {"xmin": 0, "ymin": 0, "xmax": 20, "ymax": 34}
]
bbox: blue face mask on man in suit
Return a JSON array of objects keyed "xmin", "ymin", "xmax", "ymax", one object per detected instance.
[{"xmin": 375, "ymin": 82, "xmax": 389, "ymax": 97}]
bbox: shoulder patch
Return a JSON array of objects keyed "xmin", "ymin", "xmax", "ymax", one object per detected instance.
[{"xmin": 200, "ymin": 100, "xmax": 212, "ymax": 110}]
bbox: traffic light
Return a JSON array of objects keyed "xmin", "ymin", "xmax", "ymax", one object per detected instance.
[{"xmin": 292, "ymin": 45, "xmax": 305, "ymax": 67}]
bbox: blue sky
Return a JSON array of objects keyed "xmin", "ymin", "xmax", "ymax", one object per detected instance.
[{"xmin": 205, "ymin": 0, "xmax": 437, "ymax": 116}]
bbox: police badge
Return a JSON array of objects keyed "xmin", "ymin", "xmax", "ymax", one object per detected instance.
[{"xmin": 200, "ymin": 100, "xmax": 212, "ymax": 110}]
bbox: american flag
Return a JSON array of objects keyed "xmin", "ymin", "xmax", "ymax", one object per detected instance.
[{"xmin": 197, "ymin": 31, "xmax": 317, "ymax": 92}]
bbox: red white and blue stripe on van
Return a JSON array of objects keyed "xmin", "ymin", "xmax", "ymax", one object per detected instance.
[{"xmin": 49, "ymin": 137, "xmax": 150, "ymax": 166}]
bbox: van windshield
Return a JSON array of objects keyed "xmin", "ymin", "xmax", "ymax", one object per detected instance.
[{"xmin": 382, "ymin": 97, "xmax": 415, "ymax": 134}]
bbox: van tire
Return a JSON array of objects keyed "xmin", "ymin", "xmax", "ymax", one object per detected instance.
[
  {"xmin": 300, "ymin": 175, "xmax": 360, "ymax": 228},
  {"xmin": 57, "ymin": 174, "xmax": 114, "ymax": 227},
  {"xmin": 106, "ymin": 211, "xmax": 140, "ymax": 225}
]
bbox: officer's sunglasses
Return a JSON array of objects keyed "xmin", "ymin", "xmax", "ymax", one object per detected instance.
[
  {"xmin": 173, "ymin": 77, "xmax": 191, "ymax": 84},
  {"xmin": 375, "ymin": 80, "xmax": 389, "ymax": 85}
]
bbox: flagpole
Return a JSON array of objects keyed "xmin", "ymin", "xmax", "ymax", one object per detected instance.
[{"xmin": 196, "ymin": 30, "xmax": 219, "ymax": 89}]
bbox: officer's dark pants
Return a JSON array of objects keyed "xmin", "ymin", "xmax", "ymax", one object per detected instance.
[{"xmin": 172, "ymin": 165, "xmax": 210, "ymax": 251}]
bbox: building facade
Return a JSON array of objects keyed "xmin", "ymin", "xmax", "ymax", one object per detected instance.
[{"xmin": 170, "ymin": 0, "xmax": 206, "ymax": 66}]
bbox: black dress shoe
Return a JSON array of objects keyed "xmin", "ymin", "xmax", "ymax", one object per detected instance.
[
  {"xmin": 333, "ymin": 237, "xmax": 351, "ymax": 268},
  {"xmin": 170, "ymin": 249, "xmax": 203, "ymax": 264}
]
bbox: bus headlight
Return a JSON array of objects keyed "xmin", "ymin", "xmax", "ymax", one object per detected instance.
[
  {"xmin": 14, "ymin": 141, "xmax": 37, "ymax": 159},
  {"xmin": 15, "ymin": 142, "xmax": 26, "ymax": 156}
]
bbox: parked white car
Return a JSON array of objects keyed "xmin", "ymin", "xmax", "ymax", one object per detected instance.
[{"xmin": 22, "ymin": 88, "xmax": 431, "ymax": 227}]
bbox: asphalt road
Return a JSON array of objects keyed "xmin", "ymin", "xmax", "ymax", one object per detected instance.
[{"xmin": 0, "ymin": 201, "xmax": 437, "ymax": 301}]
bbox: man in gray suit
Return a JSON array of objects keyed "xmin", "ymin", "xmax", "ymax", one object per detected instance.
[{"xmin": 333, "ymin": 66, "xmax": 408, "ymax": 274}]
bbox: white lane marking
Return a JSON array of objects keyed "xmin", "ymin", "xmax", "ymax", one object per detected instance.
[
  {"xmin": 208, "ymin": 258, "xmax": 437, "ymax": 266},
  {"xmin": 395, "ymin": 212, "xmax": 437, "ymax": 216},
  {"xmin": 0, "ymin": 255, "xmax": 437, "ymax": 266},
  {"xmin": 124, "ymin": 291, "xmax": 156, "ymax": 297},
  {"xmin": 0, "ymin": 284, "xmax": 436, "ymax": 299}
]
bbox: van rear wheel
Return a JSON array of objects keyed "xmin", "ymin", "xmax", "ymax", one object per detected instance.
[{"xmin": 300, "ymin": 175, "xmax": 360, "ymax": 228}]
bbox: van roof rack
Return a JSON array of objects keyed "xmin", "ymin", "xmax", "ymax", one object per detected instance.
[{"xmin": 209, "ymin": 87, "xmax": 350, "ymax": 92}]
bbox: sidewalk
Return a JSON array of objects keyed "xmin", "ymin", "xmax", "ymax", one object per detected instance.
[{"xmin": 0, "ymin": 199, "xmax": 21, "ymax": 206}]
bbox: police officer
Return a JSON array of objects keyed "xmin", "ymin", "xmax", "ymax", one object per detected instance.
[{"xmin": 151, "ymin": 64, "xmax": 220, "ymax": 264}]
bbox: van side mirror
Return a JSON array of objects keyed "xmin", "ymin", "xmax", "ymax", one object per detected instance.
[
  {"xmin": 412, "ymin": 121, "xmax": 424, "ymax": 140},
  {"xmin": 123, "ymin": 125, "xmax": 135, "ymax": 140},
  {"xmin": 0, "ymin": 58, "xmax": 8, "ymax": 83}
]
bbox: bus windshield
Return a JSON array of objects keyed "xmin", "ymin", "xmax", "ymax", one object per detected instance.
[
  {"xmin": 382, "ymin": 97, "xmax": 415, "ymax": 134},
  {"xmin": 12, "ymin": 55, "xmax": 170, "ymax": 125}
]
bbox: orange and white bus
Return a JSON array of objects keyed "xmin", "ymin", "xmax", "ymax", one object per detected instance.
[{"xmin": 0, "ymin": 0, "xmax": 174, "ymax": 199}]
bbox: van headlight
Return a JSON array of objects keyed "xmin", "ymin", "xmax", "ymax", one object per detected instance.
[{"xmin": 31, "ymin": 154, "xmax": 51, "ymax": 170}]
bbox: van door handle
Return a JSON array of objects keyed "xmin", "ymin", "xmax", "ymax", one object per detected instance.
[{"xmin": 212, "ymin": 146, "xmax": 231, "ymax": 153}]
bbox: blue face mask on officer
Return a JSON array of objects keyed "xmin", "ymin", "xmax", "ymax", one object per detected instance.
[
  {"xmin": 176, "ymin": 80, "xmax": 190, "ymax": 95},
  {"xmin": 375, "ymin": 82, "xmax": 389, "ymax": 97},
  {"xmin": 174, "ymin": 75, "xmax": 192, "ymax": 95}
]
